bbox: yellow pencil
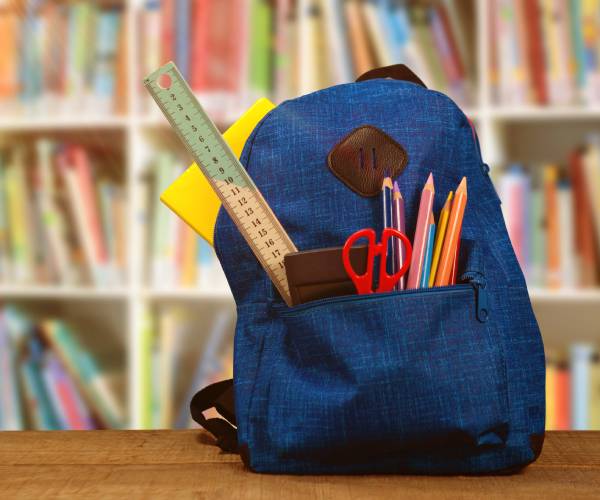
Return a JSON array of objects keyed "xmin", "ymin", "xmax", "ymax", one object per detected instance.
[{"xmin": 429, "ymin": 191, "xmax": 453, "ymax": 287}]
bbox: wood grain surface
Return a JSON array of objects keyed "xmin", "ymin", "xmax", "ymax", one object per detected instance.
[{"xmin": 0, "ymin": 431, "xmax": 599, "ymax": 499}]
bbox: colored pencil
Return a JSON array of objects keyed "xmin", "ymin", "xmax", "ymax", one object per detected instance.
[
  {"xmin": 429, "ymin": 191, "xmax": 453, "ymax": 287},
  {"xmin": 420, "ymin": 213, "xmax": 436, "ymax": 288},
  {"xmin": 435, "ymin": 177, "xmax": 467, "ymax": 286},
  {"xmin": 392, "ymin": 181, "xmax": 406, "ymax": 289},
  {"xmin": 407, "ymin": 173, "xmax": 435, "ymax": 289},
  {"xmin": 382, "ymin": 173, "xmax": 394, "ymax": 275}
]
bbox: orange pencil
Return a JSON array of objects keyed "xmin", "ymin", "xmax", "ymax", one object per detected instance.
[
  {"xmin": 434, "ymin": 177, "xmax": 467, "ymax": 286},
  {"xmin": 406, "ymin": 173, "xmax": 435, "ymax": 289},
  {"xmin": 449, "ymin": 234, "xmax": 461, "ymax": 285}
]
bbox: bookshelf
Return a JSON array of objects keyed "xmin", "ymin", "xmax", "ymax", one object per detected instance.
[{"xmin": 1, "ymin": 0, "xmax": 599, "ymax": 431}]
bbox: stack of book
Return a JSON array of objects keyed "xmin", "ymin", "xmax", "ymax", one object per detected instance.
[
  {"xmin": 0, "ymin": 305, "xmax": 125, "ymax": 430},
  {"xmin": 546, "ymin": 344, "xmax": 600, "ymax": 430},
  {"xmin": 0, "ymin": 1, "xmax": 126, "ymax": 116},
  {"xmin": 496, "ymin": 137, "xmax": 600, "ymax": 288},
  {"xmin": 490, "ymin": 0, "xmax": 600, "ymax": 107},
  {"xmin": 137, "ymin": 305, "xmax": 233, "ymax": 429},
  {"xmin": 140, "ymin": 0, "xmax": 474, "ymax": 120},
  {"xmin": 0, "ymin": 139, "xmax": 126, "ymax": 287},
  {"xmin": 142, "ymin": 151, "xmax": 228, "ymax": 290}
]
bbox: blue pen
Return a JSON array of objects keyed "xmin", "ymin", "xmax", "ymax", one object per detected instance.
[
  {"xmin": 382, "ymin": 172, "xmax": 394, "ymax": 275},
  {"xmin": 420, "ymin": 214, "xmax": 436, "ymax": 288}
]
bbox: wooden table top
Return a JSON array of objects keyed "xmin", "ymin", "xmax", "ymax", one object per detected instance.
[{"xmin": 0, "ymin": 430, "xmax": 599, "ymax": 499}]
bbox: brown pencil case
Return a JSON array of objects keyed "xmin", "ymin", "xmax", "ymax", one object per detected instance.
[{"xmin": 284, "ymin": 245, "xmax": 369, "ymax": 306}]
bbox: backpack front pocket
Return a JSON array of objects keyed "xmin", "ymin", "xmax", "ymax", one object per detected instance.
[{"xmin": 265, "ymin": 283, "xmax": 508, "ymax": 464}]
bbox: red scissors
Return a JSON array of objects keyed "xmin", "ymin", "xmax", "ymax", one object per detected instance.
[{"xmin": 342, "ymin": 228, "xmax": 412, "ymax": 294}]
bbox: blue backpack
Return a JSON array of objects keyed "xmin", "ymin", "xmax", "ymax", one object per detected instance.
[{"xmin": 191, "ymin": 65, "xmax": 546, "ymax": 474}]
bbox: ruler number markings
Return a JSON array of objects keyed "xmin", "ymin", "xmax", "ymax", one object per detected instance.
[{"xmin": 146, "ymin": 63, "xmax": 296, "ymax": 305}]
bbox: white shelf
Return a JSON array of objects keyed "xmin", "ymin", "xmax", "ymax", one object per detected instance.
[
  {"xmin": 142, "ymin": 288, "xmax": 233, "ymax": 301},
  {"xmin": 0, "ymin": 286, "xmax": 129, "ymax": 299},
  {"xmin": 529, "ymin": 288, "xmax": 600, "ymax": 303},
  {"xmin": 489, "ymin": 106, "xmax": 600, "ymax": 121},
  {"xmin": 0, "ymin": 116, "xmax": 130, "ymax": 131}
]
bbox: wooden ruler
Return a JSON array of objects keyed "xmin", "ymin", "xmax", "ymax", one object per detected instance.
[{"xmin": 144, "ymin": 62, "xmax": 297, "ymax": 306}]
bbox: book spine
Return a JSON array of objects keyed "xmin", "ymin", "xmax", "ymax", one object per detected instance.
[
  {"xmin": 590, "ymin": 357, "xmax": 600, "ymax": 429},
  {"xmin": 571, "ymin": 344, "xmax": 594, "ymax": 430},
  {"xmin": 93, "ymin": 10, "xmax": 121, "ymax": 111},
  {"xmin": 58, "ymin": 149, "xmax": 98, "ymax": 285},
  {"xmin": 43, "ymin": 354, "xmax": 95, "ymax": 430},
  {"xmin": 0, "ymin": 314, "xmax": 23, "ymax": 430},
  {"xmin": 176, "ymin": 309, "xmax": 231, "ymax": 429},
  {"xmin": 0, "ymin": 154, "xmax": 11, "ymax": 281},
  {"xmin": 544, "ymin": 165, "xmax": 561, "ymax": 288},
  {"xmin": 22, "ymin": 358, "xmax": 62, "ymax": 431},
  {"xmin": 555, "ymin": 362, "xmax": 571, "ymax": 430},
  {"xmin": 546, "ymin": 358, "xmax": 557, "ymax": 430},
  {"xmin": 557, "ymin": 181, "xmax": 577, "ymax": 287},
  {"xmin": 523, "ymin": 0, "xmax": 548, "ymax": 104},
  {"xmin": 344, "ymin": 0, "xmax": 373, "ymax": 77},
  {"xmin": 175, "ymin": 0, "xmax": 191, "ymax": 80}
]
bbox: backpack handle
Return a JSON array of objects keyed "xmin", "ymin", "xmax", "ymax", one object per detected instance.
[{"xmin": 356, "ymin": 64, "xmax": 427, "ymax": 88}]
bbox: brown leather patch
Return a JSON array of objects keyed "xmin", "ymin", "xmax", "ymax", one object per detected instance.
[{"xmin": 327, "ymin": 125, "xmax": 408, "ymax": 197}]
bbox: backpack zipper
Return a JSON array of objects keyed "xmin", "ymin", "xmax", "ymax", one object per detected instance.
[{"xmin": 274, "ymin": 273, "xmax": 489, "ymax": 323}]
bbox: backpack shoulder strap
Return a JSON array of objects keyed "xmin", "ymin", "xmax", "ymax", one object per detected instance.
[{"xmin": 190, "ymin": 379, "xmax": 238, "ymax": 452}]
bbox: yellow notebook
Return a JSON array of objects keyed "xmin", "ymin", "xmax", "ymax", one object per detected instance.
[{"xmin": 160, "ymin": 98, "xmax": 276, "ymax": 246}]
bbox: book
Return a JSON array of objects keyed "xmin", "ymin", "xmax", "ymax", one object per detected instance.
[
  {"xmin": 41, "ymin": 320, "xmax": 125, "ymax": 429},
  {"xmin": 546, "ymin": 355, "xmax": 557, "ymax": 430},
  {"xmin": 139, "ymin": 0, "xmax": 473, "ymax": 108},
  {"xmin": 529, "ymin": 187, "xmax": 547, "ymax": 286},
  {"xmin": 139, "ymin": 308, "xmax": 154, "ymax": 429},
  {"xmin": 571, "ymin": 344, "xmax": 594, "ymax": 430},
  {"xmin": 499, "ymin": 165, "xmax": 528, "ymax": 269},
  {"xmin": 5, "ymin": 147, "xmax": 33, "ymax": 283},
  {"xmin": 583, "ymin": 139, "xmax": 600, "ymax": 262},
  {"xmin": 158, "ymin": 307, "xmax": 185, "ymax": 428},
  {"xmin": 248, "ymin": 0, "xmax": 273, "ymax": 101},
  {"xmin": 544, "ymin": 165, "xmax": 561, "ymax": 288},
  {"xmin": 321, "ymin": 0, "xmax": 353, "ymax": 86},
  {"xmin": 0, "ymin": 152, "xmax": 10, "ymax": 281},
  {"xmin": 569, "ymin": 148, "xmax": 599, "ymax": 287},
  {"xmin": 590, "ymin": 354, "xmax": 600, "ymax": 429},
  {"xmin": 34, "ymin": 140, "xmax": 73, "ymax": 284},
  {"xmin": 0, "ymin": 8, "xmax": 18, "ymax": 106},
  {"xmin": 21, "ymin": 337, "xmax": 62, "ymax": 430},
  {"xmin": 93, "ymin": 9, "xmax": 121, "ymax": 113},
  {"xmin": 557, "ymin": 180, "xmax": 577, "ymax": 287},
  {"xmin": 362, "ymin": 0, "xmax": 394, "ymax": 68},
  {"xmin": 555, "ymin": 359, "xmax": 571, "ymax": 430},
  {"xmin": 175, "ymin": 309, "xmax": 232, "ymax": 429},
  {"xmin": 496, "ymin": 138, "xmax": 600, "ymax": 288},
  {"xmin": 523, "ymin": 0, "xmax": 548, "ymax": 104},
  {"xmin": 345, "ymin": 0, "xmax": 375, "ymax": 76},
  {"xmin": 41, "ymin": 352, "xmax": 95, "ymax": 430},
  {"xmin": 0, "ymin": 311, "xmax": 24, "ymax": 430},
  {"xmin": 175, "ymin": 0, "xmax": 191, "ymax": 80},
  {"xmin": 274, "ymin": 0, "xmax": 296, "ymax": 101},
  {"xmin": 58, "ymin": 147, "xmax": 102, "ymax": 285}
]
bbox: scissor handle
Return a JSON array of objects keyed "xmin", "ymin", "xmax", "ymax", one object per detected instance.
[
  {"xmin": 377, "ymin": 228, "xmax": 412, "ymax": 293},
  {"xmin": 342, "ymin": 228, "xmax": 377, "ymax": 294}
]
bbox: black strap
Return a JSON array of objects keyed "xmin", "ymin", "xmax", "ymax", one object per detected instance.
[
  {"xmin": 356, "ymin": 64, "xmax": 427, "ymax": 88},
  {"xmin": 190, "ymin": 379, "xmax": 238, "ymax": 453}
]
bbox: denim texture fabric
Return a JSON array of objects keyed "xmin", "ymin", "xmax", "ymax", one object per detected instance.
[{"xmin": 214, "ymin": 79, "xmax": 546, "ymax": 473}]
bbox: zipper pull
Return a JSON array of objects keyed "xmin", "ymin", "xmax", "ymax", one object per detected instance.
[{"xmin": 473, "ymin": 282, "xmax": 489, "ymax": 323}]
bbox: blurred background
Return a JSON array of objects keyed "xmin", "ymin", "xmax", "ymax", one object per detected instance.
[{"xmin": 0, "ymin": 0, "xmax": 599, "ymax": 432}]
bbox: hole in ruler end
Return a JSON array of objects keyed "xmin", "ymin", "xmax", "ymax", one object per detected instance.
[{"xmin": 157, "ymin": 73, "xmax": 172, "ymax": 90}]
